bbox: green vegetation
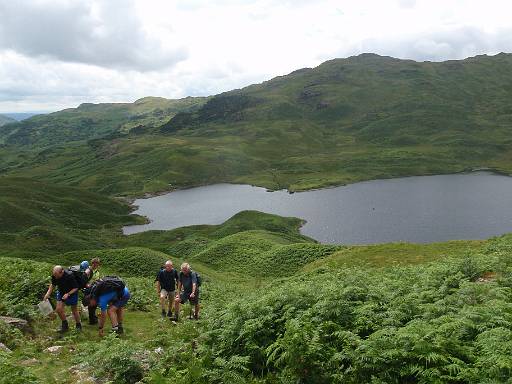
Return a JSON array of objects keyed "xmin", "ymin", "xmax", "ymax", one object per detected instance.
[
  {"xmin": 2, "ymin": 223, "xmax": 512, "ymax": 382},
  {"xmin": 0, "ymin": 177, "xmax": 144, "ymax": 259},
  {"xmin": 4, "ymin": 54, "xmax": 512, "ymax": 195}
]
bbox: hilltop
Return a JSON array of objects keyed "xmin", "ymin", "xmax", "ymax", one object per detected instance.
[{"xmin": 1, "ymin": 53, "xmax": 512, "ymax": 195}]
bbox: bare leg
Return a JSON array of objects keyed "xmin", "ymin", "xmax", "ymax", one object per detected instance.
[
  {"xmin": 55, "ymin": 301, "xmax": 66, "ymax": 320},
  {"xmin": 71, "ymin": 305, "xmax": 81, "ymax": 324},
  {"xmin": 194, "ymin": 303, "xmax": 200, "ymax": 319},
  {"xmin": 108, "ymin": 305, "xmax": 118, "ymax": 327},
  {"xmin": 116, "ymin": 307, "xmax": 124, "ymax": 324},
  {"xmin": 174, "ymin": 299, "xmax": 180, "ymax": 319},
  {"xmin": 159, "ymin": 294, "xmax": 166, "ymax": 311},
  {"xmin": 168, "ymin": 294, "xmax": 175, "ymax": 313}
]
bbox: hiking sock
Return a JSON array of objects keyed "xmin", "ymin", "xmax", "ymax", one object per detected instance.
[
  {"xmin": 167, "ymin": 310, "xmax": 172, "ymax": 317},
  {"xmin": 161, "ymin": 309, "xmax": 166, "ymax": 317},
  {"xmin": 172, "ymin": 314, "xmax": 178, "ymax": 322}
]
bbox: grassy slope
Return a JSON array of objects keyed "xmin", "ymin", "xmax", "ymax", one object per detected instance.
[
  {"xmin": 0, "ymin": 177, "xmax": 145, "ymax": 258},
  {"xmin": 1, "ymin": 227, "xmax": 510, "ymax": 382},
  {"xmin": 3, "ymin": 54, "xmax": 512, "ymax": 195},
  {"xmin": 0, "ymin": 96, "xmax": 207, "ymax": 147}
]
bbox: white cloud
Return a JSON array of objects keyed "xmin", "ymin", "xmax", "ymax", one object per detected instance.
[
  {"xmin": 1, "ymin": 0, "xmax": 512, "ymax": 112},
  {"xmin": 0, "ymin": 0, "xmax": 187, "ymax": 71}
]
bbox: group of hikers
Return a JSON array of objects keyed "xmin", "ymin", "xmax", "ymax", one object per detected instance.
[{"xmin": 43, "ymin": 258, "xmax": 200, "ymax": 336}]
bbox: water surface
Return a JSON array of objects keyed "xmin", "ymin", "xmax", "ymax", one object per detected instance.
[{"xmin": 124, "ymin": 172, "xmax": 512, "ymax": 244}]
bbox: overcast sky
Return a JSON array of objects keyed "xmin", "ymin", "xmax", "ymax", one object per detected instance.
[{"xmin": 1, "ymin": 0, "xmax": 512, "ymax": 113}]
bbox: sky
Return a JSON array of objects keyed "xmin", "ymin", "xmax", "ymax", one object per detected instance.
[{"xmin": 1, "ymin": 0, "xmax": 512, "ymax": 113}]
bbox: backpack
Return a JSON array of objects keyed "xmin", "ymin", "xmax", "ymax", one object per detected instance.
[
  {"xmin": 90, "ymin": 276, "xmax": 126, "ymax": 299},
  {"xmin": 68, "ymin": 265, "xmax": 91, "ymax": 289}
]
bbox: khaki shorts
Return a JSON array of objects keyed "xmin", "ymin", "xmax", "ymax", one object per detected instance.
[{"xmin": 160, "ymin": 289, "xmax": 175, "ymax": 299}]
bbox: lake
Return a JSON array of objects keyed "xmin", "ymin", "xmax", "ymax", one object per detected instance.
[{"xmin": 123, "ymin": 171, "xmax": 512, "ymax": 244}]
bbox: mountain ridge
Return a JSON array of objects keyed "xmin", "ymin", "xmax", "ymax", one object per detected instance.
[{"xmin": 3, "ymin": 52, "xmax": 512, "ymax": 195}]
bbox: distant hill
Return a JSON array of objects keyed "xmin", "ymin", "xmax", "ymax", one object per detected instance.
[
  {"xmin": 3, "ymin": 112, "xmax": 46, "ymax": 121},
  {"xmin": 0, "ymin": 96, "xmax": 207, "ymax": 146},
  {"xmin": 0, "ymin": 114, "xmax": 16, "ymax": 126},
  {"xmin": 3, "ymin": 53, "xmax": 512, "ymax": 195}
]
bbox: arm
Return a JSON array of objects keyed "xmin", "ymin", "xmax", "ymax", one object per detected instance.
[
  {"xmin": 62, "ymin": 287, "xmax": 78, "ymax": 301},
  {"xmin": 175, "ymin": 281, "xmax": 182, "ymax": 299},
  {"xmin": 44, "ymin": 283, "xmax": 54, "ymax": 301},
  {"xmin": 190, "ymin": 283, "xmax": 197, "ymax": 298}
]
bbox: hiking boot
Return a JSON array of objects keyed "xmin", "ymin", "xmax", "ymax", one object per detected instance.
[
  {"xmin": 171, "ymin": 315, "xmax": 178, "ymax": 322},
  {"xmin": 57, "ymin": 320, "xmax": 69, "ymax": 333},
  {"xmin": 167, "ymin": 310, "xmax": 173, "ymax": 318},
  {"xmin": 76, "ymin": 323, "xmax": 82, "ymax": 332},
  {"xmin": 161, "ymin": 309, "xmax": 166, "ymax": 318},
  {"xmin": 117, "ymin": 324, "xmax": 124, "ymax": 335},
  {"xmin": 194, "ymin": 313, "xmax": 199, "ymax": 320}
]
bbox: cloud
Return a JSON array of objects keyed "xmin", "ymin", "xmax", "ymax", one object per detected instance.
[{"xmin": 0, "ymin": 0, "xmax": 187, "ymax": 71}]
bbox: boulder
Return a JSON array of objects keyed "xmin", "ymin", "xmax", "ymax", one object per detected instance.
[
  {"xmin": 45, "ymin": 345, "xmax": 63, "ymax": 353},
  {"xmin": 19, "ymin": 358, "xmax": 39, "ymax": 366},
  {"xmin": 0, "ymin": 342, "xmax": 12, "ymax": 353},
  {"xmin": 0, "ymin": 316, "xmax": 29, "ymax": 332}
]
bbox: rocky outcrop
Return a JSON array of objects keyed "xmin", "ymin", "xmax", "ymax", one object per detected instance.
[{"xmin": 0, "ymin": 316, "xmax": 29, "ymax": 332}]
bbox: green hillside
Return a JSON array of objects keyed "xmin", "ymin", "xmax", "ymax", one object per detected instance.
[
  {"xmin": 3, "ymin": 53, "xmax": 512, "ymax": 195},
  {"xmin": 0, "ymin": 96, "xmax": 207, "ymax": 147},
  {"xmin": 0, "ymin": 177, "xmax": 144, "ymax": 258},
  {"xmin": 1, "ymin": 210, "xmax": 510, "ymax": 383}
]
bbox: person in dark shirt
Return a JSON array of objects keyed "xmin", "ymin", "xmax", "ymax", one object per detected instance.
[
  {"xmin": 173, "ymin": 262, "xmax": 199, "ymax": 321},
  {"xmin": 155, "ymin": 260, "xmax": 179, "ymax": 318},
  {"xmin": 43, "ymin": 265, "xmax": 82, "ymax": 332}
]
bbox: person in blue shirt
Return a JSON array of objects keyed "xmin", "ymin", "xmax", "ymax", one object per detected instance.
[{"xmin": 86, "ymin": 277, "xmax": 130, "ymax": 336}]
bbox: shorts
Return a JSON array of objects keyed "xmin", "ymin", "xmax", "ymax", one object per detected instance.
[
  {"xmin": 111, "ymin": 291, "xmax": 131, "ymax": 309},
  {"xmin": 160, "ymin": 289, "xmax": 175, "ymax": 299},
  {"xmin": 180, "ymin": 291, "xmax": 199, "ymax": 305},
  {"xmin": 56, "ymin": 291, "xmax": 79, "ymax": 306}
]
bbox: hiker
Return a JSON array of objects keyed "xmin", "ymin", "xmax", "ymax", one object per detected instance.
[
  {"xmin": 173, "ymin": 263, "xmax": 200, "ymax": 321},
  {"xmin": 68, "ymin": 261, "xmax": 93, "ymax": 289},
  {"xmin": 155, "ymin": 260, "xmax": 179, "ymax": 318},
  {"xmin": 43, "ymin": 265, "xmax": 82, "ymax": 332},
  {"xmin": 86, "ymin": 258, "xmax": 101, "ymax": 325},
  {"xmin": 90, "ymin": 258, "xmax": 101, "ymax": 282},
  {"xmin": 86, "ymin": 276, "xmax": 130, "ymax": 336}
]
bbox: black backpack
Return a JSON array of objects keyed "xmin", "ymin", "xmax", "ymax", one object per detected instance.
[
  {"xmin": 89, "ymin": 276, "xmax": 126, "ymax": 299},
  {"xmin": 68, "ymin": 265, "xmax": 91, "ymax": 289}
]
